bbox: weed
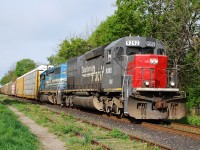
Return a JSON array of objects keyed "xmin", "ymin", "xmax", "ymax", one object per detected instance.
[
  {"xmin": 187, "ymin": 115, "xmax": 200, "ymax": 126},
  {"xmin": 83, "ymin": 133, "xmax": 92, "ymax": 144},
  {"xmin": 174, "ymin": 115, "xmax": 200, "ymax": 127},
  {"xmin": 63, "ymin": 125, "xmax": 76, "ymax": 134},
  {"xmin": 109, "ymin": 128, "xmax": 129, "ymax": 140},
  {"xmin": 95, "ymin": 147, "xmax": 104, "ymax": 150},
  {"xmin": 153, "ymin": 146, "xmax": 160, "ymax": 150}
]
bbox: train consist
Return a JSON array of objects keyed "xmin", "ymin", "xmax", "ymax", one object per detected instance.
[{"xmin": 0, "ymin": 36, "xmax": 186, "ymax": 119}]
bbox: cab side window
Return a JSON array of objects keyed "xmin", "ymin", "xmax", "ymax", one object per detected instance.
[
  {"xmin": 157, "ymin": 49, "xmax": 166, "ymax": 55},
  {"xmin": 107, "ymin": 49, "xmax": 112, "ymax": 63},
  {"xmin": 115, "ymin": 47, "xmax": 124, "ymax": 57}
]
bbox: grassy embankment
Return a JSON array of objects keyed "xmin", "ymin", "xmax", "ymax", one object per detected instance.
[
  {"xmin": 174, "ymin": 115, "xmax": 200, "ymax": 127},
  {"xmin": 1, "ymin": 95, "xmax": 160, "ymax": 150},
  {"xmin": 0, "ymin": 95, "xmax": 41, "ymax": 150}
]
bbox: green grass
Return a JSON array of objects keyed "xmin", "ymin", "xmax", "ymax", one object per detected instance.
[
  {"xmin": 1, "ymin": 95, "xmax": 160, "ymax": 150},
  {"xmin": 0, "ymin": 99, "xmax": 41, "ymax": 150},
  {"xmin": 109, "ymin": 128, "xmax": 129, "ymax": 140},
  {"xmin": 174, "ymin": 115, "xmax": 200, "ymax": 127},
  {"xmin": 187, "ymin": 115, "xmax": 200, "ymax": 126}
]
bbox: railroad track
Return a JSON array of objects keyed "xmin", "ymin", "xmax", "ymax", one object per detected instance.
[
  {"xmin": 141, "ymin": 122, "xmax": 200, "ymax": 141},
  {"xmin": 169, "ymin": 122, "xmax": 200, "ymax": 134},
  {"xmin": 46, "ymin": 115, "xmax": 111, "ymax": 150},
  {"xmin": 5, "ymin": 95, "xmax": 200, "ymax": 149},
  {"xmin": 5, "ymin": 95, "xmax": 172, "ymax": 150},
  {"xmin": 75, "ymin": 106, "xmax": 200, "ymax": 141},
  {"xmin": 95, "ymin": 113, "xmax": 200, "ymax": 141},
  {"xmin": 45, "ymin": 105, "xmax": 172, "ymax": 150}
]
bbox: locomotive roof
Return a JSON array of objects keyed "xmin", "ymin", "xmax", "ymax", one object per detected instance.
[
  {"xmin": 105, "ymin": 36, "xmax": 165, "ymax": 50},
  {"xmin": 40, "ymin": 63, "xmax": 67, "ymax": 75}
]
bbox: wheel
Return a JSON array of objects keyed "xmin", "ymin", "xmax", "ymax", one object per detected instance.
[
  {"xmin": 107, "ymin": 107, "xmax": 112, "ymax": 116},
  {"xmin": 118, "ymin": 109, "xmax": 124, "ymax": 119},
  {"xmin": 65, "ymin": 98, "xmax": 70, "ymax": 107}
]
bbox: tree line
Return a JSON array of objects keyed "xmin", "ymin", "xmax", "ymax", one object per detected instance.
[{"xmin": 0, "ymin": 59, "xmax": 36, "ymax": 85}]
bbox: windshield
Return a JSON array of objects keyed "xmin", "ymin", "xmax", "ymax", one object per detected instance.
[{"xmin": 126, "ymin": 47, "xmax": 154, "ymax": 55}]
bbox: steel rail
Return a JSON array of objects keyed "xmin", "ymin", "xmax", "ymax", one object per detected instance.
[
  {"xmin": 142, "ymin": 122, "xmax": 200, "ymax": 141},
  {"xmin": 170, "ymin": 122, "xmax": 200, "ymax": 134}
]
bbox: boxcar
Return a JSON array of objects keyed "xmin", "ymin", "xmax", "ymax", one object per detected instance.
[
  {"xmin": 16, "ymin": 76, "xmax": 24, "ymax": 97},
  {"xmin": 11, "ymin": 81, "xmax": 16, "ymax": 96},
  {"xmin": 8, "ymin": 82, "xmax": 12, "ymax": 95},
  {"xmin": 0, "ymin": 87, "xmax": 2, "ymax": 94},
  {"xmin": 15, "ymin": 65, "xmax": 52, "ymax": 99},
  {"xmin": 4, "ymin": 83, "xmax": 9, "ymax": 95},
  {"xmin": 23, "ymin": 65, "xmax": 53, "ymax": 99}
]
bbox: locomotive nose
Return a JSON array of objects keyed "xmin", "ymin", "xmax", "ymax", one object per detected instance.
[{"xmin": 127, "ymin": 54, "xmax": 168, "ymax": 88}]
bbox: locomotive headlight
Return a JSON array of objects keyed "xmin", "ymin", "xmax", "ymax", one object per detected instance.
[
  {"xmin": 144, "ymin": 81, "xmax": 149, "ymax": 86},
  {"xmin": 170, "ymin": 81, "xmax": 175, "ymax": 87},
  {"xmin": 150, "ymin": 58, "xmax": 158, "ymax": 64}
]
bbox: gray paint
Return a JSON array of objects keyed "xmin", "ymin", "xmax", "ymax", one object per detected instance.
[{"xmin": 67, "ymin": 36, "xmax": 166, "ymax": 92}]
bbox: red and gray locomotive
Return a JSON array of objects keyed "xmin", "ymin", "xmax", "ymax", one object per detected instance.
[{"xmin": 63, "ymin": 36, "xmax": 185, "ymax": 119}]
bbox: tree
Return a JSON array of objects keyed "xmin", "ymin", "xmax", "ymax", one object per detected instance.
[
  {"xmin": 0, "ymin": 71, "xmax": 16, "ymax": 85},
  {"xmin": 47, "ymin": 37, "xmax": 93, "ymax": 65},
  {"xmin": 179, "ymin": 36, "xmax": 200, "ymax": 108},
  {"xmin": 89, "ymin": 0, "xmax": 148, "ymax": 46},
  {"xmin": 47, "ymin": 54, "xmax": 57, "ymax": 65},
  {"xmin": 88, "ymin": 15, "xmax": 120, "ymax": 46},
  {"xmin": 144, "ymin": 0, "xmax": 200, "ymax": 107},
  {"xmin": 15, "ymin": 59, "xmax": 36, "ymax": 77},
  {"xmin": 145, "ymin": 0, "xmax": 200, "ymax": 67}
]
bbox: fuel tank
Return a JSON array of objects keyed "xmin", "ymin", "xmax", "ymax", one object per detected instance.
[{"xmin": 73, "ymin": 96, "xmax": 103, "ymax": 111}]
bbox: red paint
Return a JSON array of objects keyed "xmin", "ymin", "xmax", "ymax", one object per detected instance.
[{"xmin": 127, "ymin": 54, "xmax": 168, "ymax": 88}]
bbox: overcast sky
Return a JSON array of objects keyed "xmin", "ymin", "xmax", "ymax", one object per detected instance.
[{"xmin": 0, "ymin": 0, "xmax": 116, "ymax": 79}]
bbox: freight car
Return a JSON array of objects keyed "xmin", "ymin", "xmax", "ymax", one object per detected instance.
[
  {"xmin": 20, "ymin": 65, "xmax": 53, "ymax": 99},
  {"xmin": 39, "ymin": 36, "xmax": 186, "ymax": 120},
  {"xmin": 11, "ymin": 81, "xmax": 16, "ymax": 96},
  {"xmin": 0, "ymin": 65, "xmax": 52, "ymax": 99}
]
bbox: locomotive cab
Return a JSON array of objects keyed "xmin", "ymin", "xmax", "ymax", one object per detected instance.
[{"xmin": 125, "ymin": 38, "xmax": 185, "ymax": 119}]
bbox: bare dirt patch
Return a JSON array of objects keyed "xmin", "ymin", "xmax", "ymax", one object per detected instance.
[{"xmin": 8, "ymin": 106, "xmax": 67, "ymax": 150}]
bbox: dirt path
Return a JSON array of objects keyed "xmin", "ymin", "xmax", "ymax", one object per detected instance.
[{"xmin": 8, "ymin": 106, "xmax": 67, "ymax": 150}]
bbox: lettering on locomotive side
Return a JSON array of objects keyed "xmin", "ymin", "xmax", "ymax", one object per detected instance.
[
  {"xmin": 126, "ymin": 40, "xmax": 140, "ymax": 46},
  {"xmin": 109, "ymin": 79, "xmax": 113, "ymax": 85},
  {"xmin": 146, "ymin": 41, "xmax": 156, "ymax": 47},
  {"xmin": 106, "ymin": 67, "xmax": 112, "ymax": 74},
  {"xmin": 82, "ymin": 65, "xmax": 95, "ymax": 74},
  {"xmin": 82, "ymin": 65, "xmax": 104, "ymax": 82}
]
